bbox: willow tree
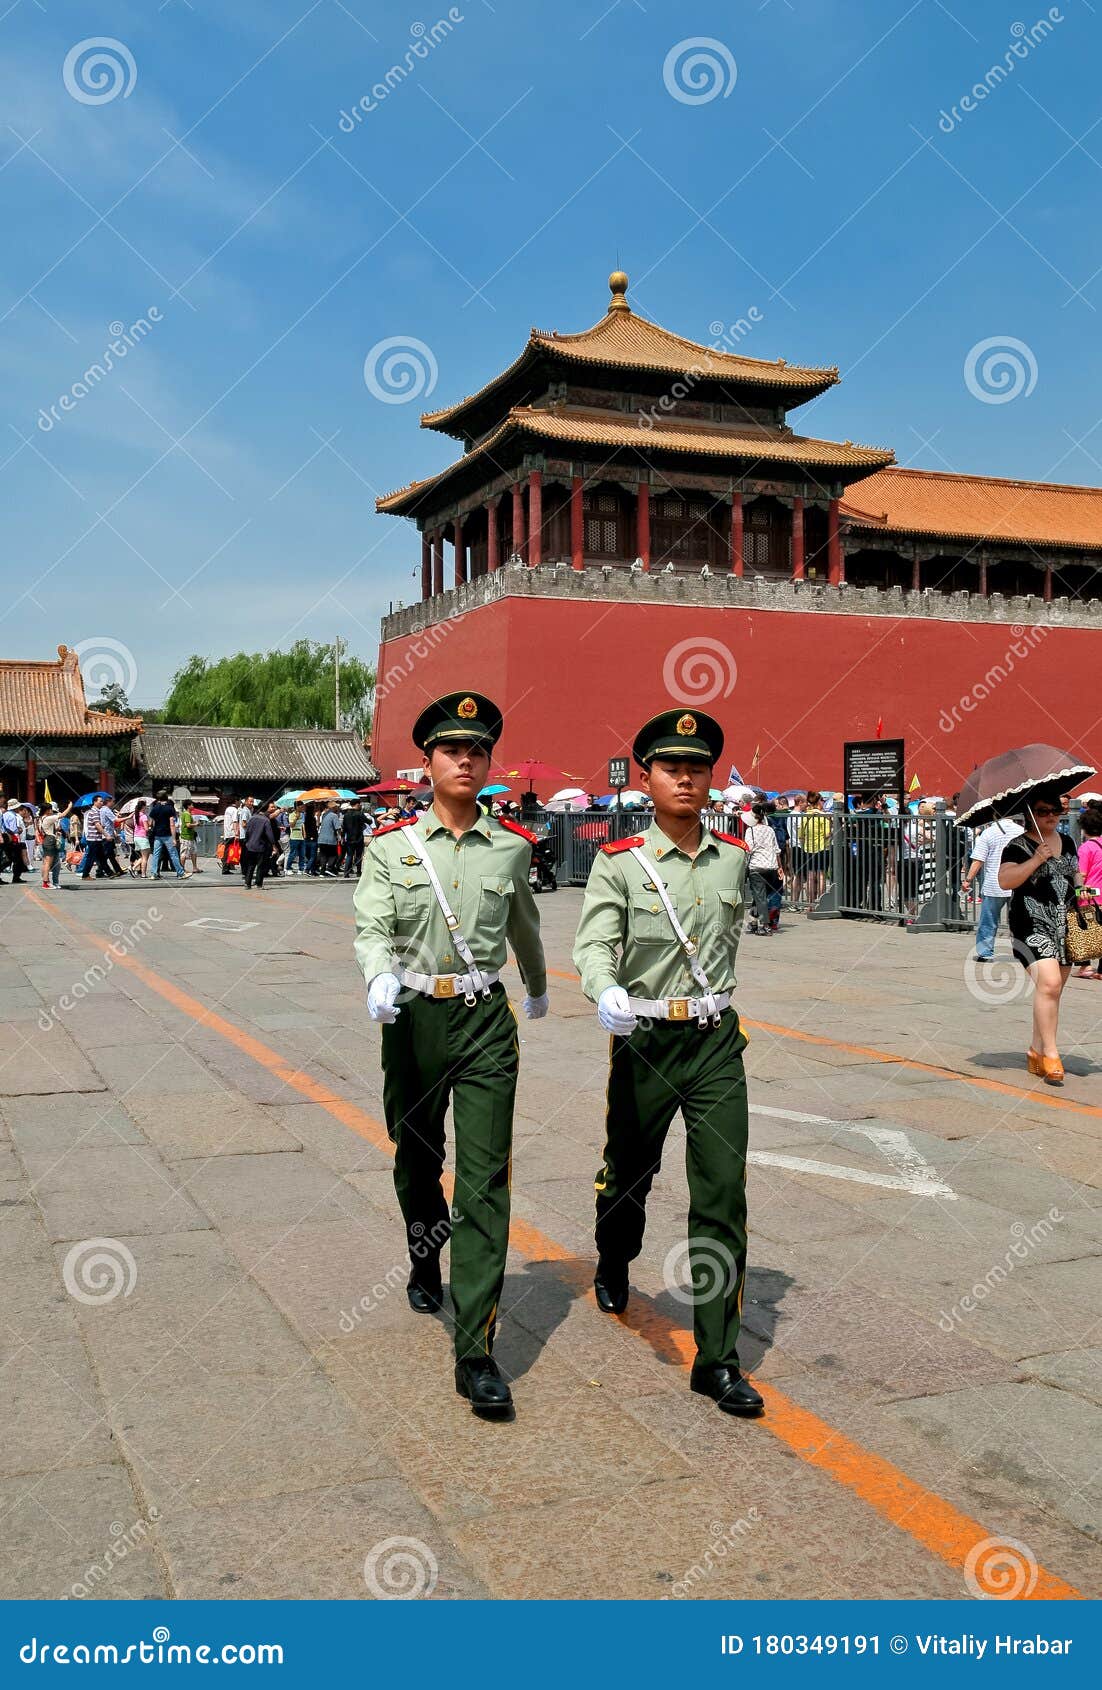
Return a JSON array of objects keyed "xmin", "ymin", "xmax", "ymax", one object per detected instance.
[{"xmin": 163, "ymin": 640, "xmax": 374, "ymax": 736}]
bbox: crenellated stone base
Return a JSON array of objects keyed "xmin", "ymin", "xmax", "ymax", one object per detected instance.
[{"xmin": 381, "ymin": 562, "xmax": 1102, "ymax": 643}]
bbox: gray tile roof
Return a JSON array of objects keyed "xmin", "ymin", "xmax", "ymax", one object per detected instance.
[{"xmin": 138, "ymin": 725, "xmax": 376, "ymax": 784}]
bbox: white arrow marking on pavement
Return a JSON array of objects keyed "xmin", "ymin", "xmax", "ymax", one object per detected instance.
[
  {"xmin": 749, "ymin": 1105, "xmax": 957, "ymax": 1199},
  {"xmin": 184, "ymin": 917, "xmax": 259, "ymax": 932}
]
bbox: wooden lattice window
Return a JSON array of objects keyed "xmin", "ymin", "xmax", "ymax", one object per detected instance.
[
  {"xmin": 744, "ymin": 501, "xmax": 788, "ymax": 574},
  {"xmin": 654, "ymin": 496, "xmax": 711, "ymax": 564},
  {"xmin": 583, "ymin": 491, "xmax": 623, "ymax": 556}
]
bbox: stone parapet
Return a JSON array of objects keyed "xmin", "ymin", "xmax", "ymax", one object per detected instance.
[{"xmin": 381, "ymin": 563, "xmax": 1102, "ymax": 643}]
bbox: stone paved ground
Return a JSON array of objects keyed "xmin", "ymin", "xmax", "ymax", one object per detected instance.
[{"xmin": 1, "ymin": 869, "xmax": 1099, "ymax": 1601}]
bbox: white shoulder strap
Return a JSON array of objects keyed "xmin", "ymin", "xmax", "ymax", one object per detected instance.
[
  {"xmin": 403, "ymin": 828, "xmax": 489, "ymax": 998},
  {"xmin": 628, "ymin": 845, "xmax": 720, "ymax": 1024}
]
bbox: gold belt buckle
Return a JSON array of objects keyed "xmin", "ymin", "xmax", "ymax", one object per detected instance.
[
  {"xmin": 433, "ymin": 976, "xmax": 456, "ymax": 999},
  {"xmin": 667, "ymin": 998, "xmax": 690, "ymax": 1020}
]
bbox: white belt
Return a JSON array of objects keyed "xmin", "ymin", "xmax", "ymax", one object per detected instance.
[
  {"xmin": 396, "ymin": 965, "xmax": 500, "ymax": 1004},
  {"xmin": 626, "ymin": 991, "xmax": 732, "ymax": 1024}
]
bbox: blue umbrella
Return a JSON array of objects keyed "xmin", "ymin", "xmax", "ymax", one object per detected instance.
[
  {"xmin": 74, "ymin": 791, "xmax": 112, "ymax": 808},
  {"xmin": 479, "ymin": 783, "xmax": 511, "ymax": 798}
]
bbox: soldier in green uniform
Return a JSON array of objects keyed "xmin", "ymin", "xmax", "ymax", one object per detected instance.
[
  {"xmin": 573, "ymin": 708, "xmax": 764, "ymax": 1418},
  {"xmin": 354, "ymin": 692, "xmax": 548, "ymax": 1419}
]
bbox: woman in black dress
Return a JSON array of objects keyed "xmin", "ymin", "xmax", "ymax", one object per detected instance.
[{"xmin": 998, "ymin": 795, "xmax": 1084, "ymax": 1085}]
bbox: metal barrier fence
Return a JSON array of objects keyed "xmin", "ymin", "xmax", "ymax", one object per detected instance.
[{"xmin": 537, "ymin": 808, "xmax": 1085, "ymax": 931}]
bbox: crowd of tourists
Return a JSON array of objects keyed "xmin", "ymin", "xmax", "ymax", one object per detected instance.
[{"xmin": 0, "ymin": 790, "xmax": 203, "ymax": 887}]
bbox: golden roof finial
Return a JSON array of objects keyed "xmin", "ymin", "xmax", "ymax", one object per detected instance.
[{"xmin": 608, "ymin": 270, "xmax": 630, "ymax": 313}]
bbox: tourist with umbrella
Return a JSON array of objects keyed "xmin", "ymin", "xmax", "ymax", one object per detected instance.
[{"xmin": 958, "ymin": 744, "xmax": 1094, "ymax": 1087}]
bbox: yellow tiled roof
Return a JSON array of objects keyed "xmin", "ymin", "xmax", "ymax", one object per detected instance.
[
  {"xmin": 422, "ymin": 277, "xmax": 838, "ymax": 433},
  {"xmin": 0, "ymin": 645, "xmax": 138, "ymax": 739},
  {"xmin": 376, "ymin": 406, "xmax": 893, "ymax": 512},
  {"xmin": 843, "ymin": 466, "xmax": 1102, "ymax": 551}
]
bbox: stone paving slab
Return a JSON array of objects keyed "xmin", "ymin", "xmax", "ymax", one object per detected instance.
[
  {"xmin": 113, "ymin": 1364, "xmax": 396, "ymax": 1513},
  {"xmin": 174, "ymin": 1151, "xmax": 378, "ymax": 1230},
  {"xmin": 0, "ymin": 1328, "xmax": 115, "ymax": 1478},
  {"xmin": 58, "ymin": 1230, "xmax": 317, "ymax": 1386},
  {"xmin": 0, "ymin": 1465, "xmax": 165, "ymax": 1600},
  {"xmin": 888, "ymin": 1382, "xmax": 1101, "ymax": 1540},
  {"xmin": 1019, "ymin": 1345, "xmax": 1102, "ymax": 1405},
  {"xmin": 24, "ymin": 1144, "xmax": 208, "ymax": 1241},
  {"xmin": 0, "ymin": 1024, "xmax": 106, "ymax": 1096},
  {"xmin": 152, "ymin": 1478, "xmax": 488, "ymax": 1600},
  {"xmin": 223, "ymin": 1217, "xmax": 404, "ymax": 1346},
  {"xmin": 123, "ymin": 1093, "xmax": 303, "ymax": 1161},
  {"xmin": 5, "ymin": 1096, "xmax": 147, "ymax": 1152}
]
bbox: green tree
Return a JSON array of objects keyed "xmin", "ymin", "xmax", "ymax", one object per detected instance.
[
  {"xmin": 162, "ymin": 640, "xmax": 374, "ymax": 737},
  {"xmin": 91, "ymin": 680, "xmax": 137, "ymax": 717}
]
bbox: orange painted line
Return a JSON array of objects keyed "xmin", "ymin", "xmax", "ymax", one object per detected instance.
[{"xmin": 25, "ymin": 889, "xmax": 1082, "ymax": 1598}]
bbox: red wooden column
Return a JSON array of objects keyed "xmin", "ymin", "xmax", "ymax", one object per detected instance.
[
  {"xmin": 791, "ymin": 495, "xmax": 805, "ymax": 580},
  {"xmin": 25, "ymin": 754, "xmax": 36, "ymax": 803},
  {"xmin": 453, "ymin": 512, "xmax": 466, "ymax": 587},
  {"xmin": 827, "ymin": 497, "xmax": 842, "ymax": 585},
  {"xmin": 571, "ymin": 476, "xmax": 584, "ymax": 571},
  {"xmin": 432, "ymin": 529, "xmax": 444, "ymax": 596},
  {"xmin": 977, "ymin": 554, "xmax": 988, "ymax": 597},
  {"xmin": 911, "ymin": 551, "xmax": 921, "ymax": 592},
  {"xmin": 1043, "ymin": 563, "xmax": 1053, "ymax": 602},
  {"xmin": 730, "ymin": 492, "xmax": 744, "ymax": 576},
  {"xmin": 511, "ymin": 481, "xmax": 525, "ymax": 560},
  {"xmin": 528, "ymin": 470, "xmax": 543, "ymax": 567},
  {"xmin": 420, "ymin": 531, "xmax": 432, "ymax": 600},
  {"xmin": 636, "ymin": 480, "xmax": 651, "ymax": 569},
  {"xmin": 486, "ymin": 498, "xmax": 500, "ymax": 573}
]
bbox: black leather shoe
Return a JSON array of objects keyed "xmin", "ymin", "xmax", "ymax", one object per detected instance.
[
  {"xmin": 593, "ymin": 1259, "xmax": 629, "ymax": 1314},
  {"xmin": 690, "ymin": 1363, "xmax": 765, "ymax": 1417},
  {"xmin": 455, "ymin": 1357, "xmax": 514, "ymax": 1419},
  {"xmin": 406, "ymin": 1269, "xmax": 443, "ymax": 1314}
]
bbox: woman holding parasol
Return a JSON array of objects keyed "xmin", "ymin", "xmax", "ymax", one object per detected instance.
[{"xmin": 958, "ymin": 744, "xmax": 1094, "ymax": 1087}]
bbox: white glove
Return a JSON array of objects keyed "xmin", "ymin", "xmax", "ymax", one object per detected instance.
[
  {"xmin": 366, "ymin": 972, "xmax": 402, "ymax": 1023},
  {"xmin": 597, "ymin": 986, "xmax": 637, "ymax": 1036},
  {"xmin": 522, "ymin": 992, "xmax": 549, "ymax": 1020}
]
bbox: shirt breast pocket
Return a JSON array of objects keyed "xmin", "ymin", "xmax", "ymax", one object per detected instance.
[
  {"xmin": 630, "ymin": 892, "xmax": 672, "ymax": 944},
  {"xmin": 478, "ymin": 875, "xmax": 513, "ymax": 941},
  {"xmin": 391, "ymin": 868, "xmax": 431, "ymax": 927}
]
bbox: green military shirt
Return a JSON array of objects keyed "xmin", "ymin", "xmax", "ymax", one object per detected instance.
[
  {"xmin": 354, "ymin": 808, "xmax": 547, "ymax": 996},
  {"xmin": 573, "ymin": 821, "xmax": 748, "ymax": 1002}
]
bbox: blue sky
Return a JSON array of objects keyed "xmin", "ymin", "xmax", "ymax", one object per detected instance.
[{"xmin": 2, "ymin": 0, "xmax": 1101, "ymax": 707}]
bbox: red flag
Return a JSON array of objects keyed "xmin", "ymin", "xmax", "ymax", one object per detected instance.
[{"xmin": 875, "ymin": 715, "xmax": 883, "ymax": 739}]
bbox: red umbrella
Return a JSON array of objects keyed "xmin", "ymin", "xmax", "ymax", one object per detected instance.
[
  {"xmin": 360, "ymin": 781, "xmax": 416, "ymax": 795},
  {"xmin": 500, "ymin": 759, "xmax": 575, "ymax": 794}
]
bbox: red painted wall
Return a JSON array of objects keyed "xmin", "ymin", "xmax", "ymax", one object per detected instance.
[{"xmin": 373, "ymin": 597, "xmax": 1098, "ymax": 799}]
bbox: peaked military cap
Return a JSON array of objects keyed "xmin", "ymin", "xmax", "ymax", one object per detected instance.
[
  {"xmin": 412, "ymin": 691, "xmax": 503, "ymax": 752},
  {"xmin": 633, "ymin": 708, "xmax": 724, "ymax": 767}
]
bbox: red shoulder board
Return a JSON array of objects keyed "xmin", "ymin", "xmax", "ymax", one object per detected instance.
[
  {"xmin": 600, "ymin": 835, "xmax": 645, "ymax": 855},
  {"xmin": 713, "ymin": 830, "xmax": 749, "ymax": 851},
  {"xmin": 369, "ymin": 817, "xmax": 417, "ymax": 841},
  {"xmin": 498, "ymin": 818, "xmax": 539, "ymax": 845}
]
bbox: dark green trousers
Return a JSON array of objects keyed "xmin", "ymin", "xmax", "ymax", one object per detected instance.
[
  {"xmin": 381, "ymin": 985, "xmax": 518, "ymax": 1360},
  {"xmin": 595, "ymin": 1009, "xmax": 749, "ymax": 1367}
]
